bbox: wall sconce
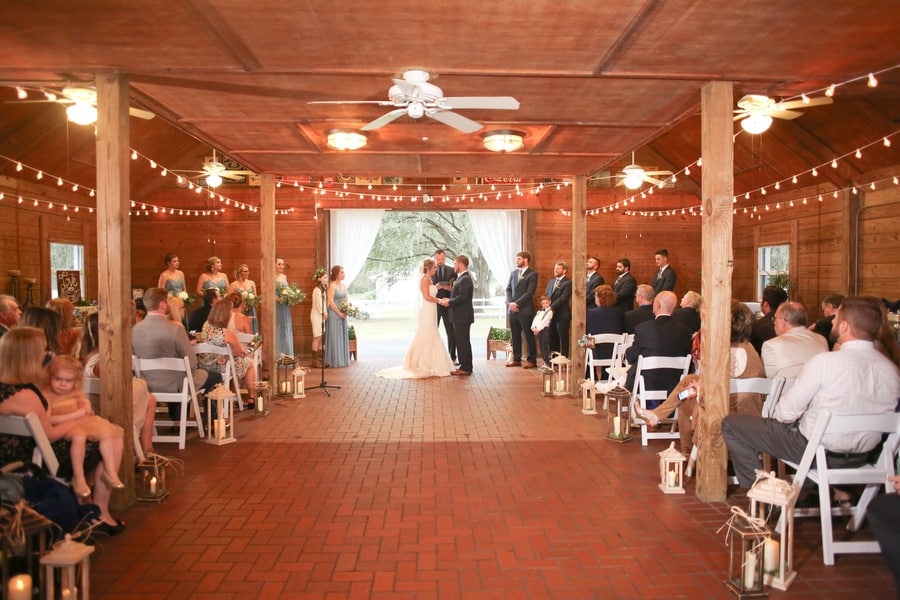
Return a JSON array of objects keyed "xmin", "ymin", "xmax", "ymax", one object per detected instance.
[
  {"xmin": 65, "ymin": 102, "xmax": 98, "ymax": 126},
  {"xmin": 481, "ymin": 130, "xmax": 525, "ymax": 153},
  {"xmin": 326, "ymin": 129, "xmax": 368, "ymax": 151},
  {"xmin": 740, "ymin": 113, "xmax": 773, "ymax": 135}
]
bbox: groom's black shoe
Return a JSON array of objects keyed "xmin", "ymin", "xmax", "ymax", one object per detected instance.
[{"xmin": 451, "ymin": 369, "xmax": 471, "ymax": 376}]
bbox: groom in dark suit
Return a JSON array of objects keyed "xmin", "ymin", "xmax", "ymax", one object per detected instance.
[
  {"xmin": 441, "ymin": 255, "xmax": 474, "ymax": 375},
  {"xmin": 432, "ymin": 249, "xmax": 457, "ymax": 362},
  {"xmin": 545, "ymin": 261, "xmax": 572, "ymax": 357},
  {"xmin": 506, "ymin": 250, "xmax": 538, "ymax": 368}
]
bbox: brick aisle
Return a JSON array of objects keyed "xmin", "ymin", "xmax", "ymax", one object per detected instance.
[{"xmin": 90, "ymin": 357, "xmax": 893, "ymax": 599}]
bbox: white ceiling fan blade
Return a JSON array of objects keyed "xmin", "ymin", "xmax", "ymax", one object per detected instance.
[
  {"xmin": 642, "ymin": 170, "xmax": 673, "ymax": 177},
  {"xmin": 777, "ymin": 97, "xmax": 834, "ymax": 110},
  {"xmin": 643, "ymin": 176, "xmax": 665, "ymax": 186},
  {"xmin": 734, "ymin": 113, "xmax": 749, "ymax": 122},
  {"xmin": 308, "ymin": 100, "xmax": 394, "ymax": 105},
  {"xmin": 129, "ymin": 107, "xmax": 155, "ymax": 120},
  {"xmin": 770, "ymin": 108, "xmax": 803, "ymax": 120},
  {"xmin": 428, "ymin": 110, "xmax": 482, "ymax": 133},
  {"xmin": 361, "ymin": 108, "xmax": 407, "ymax": 131},
  {"xmin": 442, "ymin": 96, "xmax": 520, "ymax": 110}
]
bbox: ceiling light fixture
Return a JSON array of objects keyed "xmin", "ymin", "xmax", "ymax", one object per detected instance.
[
  {"xmin": 740, "ymin": 113, "xmax": 773, "ymax": 134},
  {"xmin": 481, "ymin": 130, "xmax": 525, "ymax": 153},
  {"xmin": 205, "ymin": 173, "xmax": 223, "ymax": 188},
  {"xmin": 65, "ymin": 101, "xmax": 98, "ymax": 125},
  {"xmin": 326, "ymin": 129, "xmax": 368, "ymax": 151}
]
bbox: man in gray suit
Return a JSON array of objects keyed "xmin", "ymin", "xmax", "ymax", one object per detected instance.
[
  {"xmin": 133, "ymin": 287, "xmax": 221, "ymax": 419},
  {"xmin": 506, "ymin": 250, "xmax": 539, "ymax": 368}
]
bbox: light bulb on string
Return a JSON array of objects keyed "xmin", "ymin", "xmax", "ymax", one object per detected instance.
[
  {"xmin": 885, "ymin": 137, "xmax": 892, "ymax": 147},
  {"xmin": 825, "ymin": 84, "xmax": 836, "ymax": 97},
  {"xmin": 792, "ymin": 175, "xmax": 798, "ymax": 184},
  {"xmin": 812, "ymin": 168, "xmax": 818, "ymax": 176},
  {"xmin": 868, "ymin": 73, "xmax": 878, "ymax": 88},
  {"xmin": 801, "ymin": 94, "xmax": 810, "ymax": 104},
  {"xmin": 15, "ymin": 87, "xmax": 27, "ymax": 99},
  {"xmin": 130, "ymin": 150, "xmax": 138, "ymax": 160},
  {"xmin": 831, "ymin": 159, "xmax": 838, "ymax": 168},
  {"xmin": 855, "ymin": 149, "xmax": 862, "ymax": 159}
]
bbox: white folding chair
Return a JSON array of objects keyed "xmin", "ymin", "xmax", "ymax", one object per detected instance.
[
  {"xmin": 785, "ymin": 409, "xmax": 900, "ymax": 565},
  {"xmin": 134, "ymin": 356, "xmax": 205, "ymax": 449},
  {"xmin": 84, "ymin": 376, "xmax": 145, "ymax": 463},
  {"xmin": 630, "ymin": 354, "xmax": 692, "ymax": 446},
  {"xmin": 194, "ymin": 342, "xmax": 242, "ymax": 414},
  {"xmin": 584, "ymin": 333, "xmax": 626, "ymax": 387},
  {"xmin": 0, "ymin": 413, "xmax": 59, "ymax": 476}
]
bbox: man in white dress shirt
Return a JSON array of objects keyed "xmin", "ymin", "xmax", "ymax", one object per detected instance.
[
  {"xmin": 761, "ymin": 301, "xmax": 828, "ymax": 379},
  {"xmin": 723, "ymin": 296, "xmax": 900, "ymax": 488}
]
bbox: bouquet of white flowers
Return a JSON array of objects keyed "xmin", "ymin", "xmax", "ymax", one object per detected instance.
[
  {"xmin": 174, "ymin": 290, "xmax": 195, "ymax": 306},
  {"xmin": 242, "ymin": 290, "xmax": 261, "ymax": 308},
  {"xmin": 339, "ymin": 299, "xmax": 360, "ymax": 318},
  {"xmin": 277, "ymin": 283, "xmax": 307, "ymax": 306}
]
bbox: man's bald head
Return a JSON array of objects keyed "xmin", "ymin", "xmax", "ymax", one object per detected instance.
[{"xmin": 653, "ymin": 291, "xmax": 678, "ymax": 316}]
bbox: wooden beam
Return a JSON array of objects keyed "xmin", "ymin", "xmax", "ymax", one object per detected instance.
[
  {"xmin": 695, "ymin": 81, "xmax": 734, "ymax": 503},
  {"xmin": 259, "ymin": 174, "xmax": 276, "ymax": 379},
  {"xmin": 95, "ymin": 74, "xmax": 135, "ymax": 505},
  {"xmin": 571, "ymin": 176, "xmax": 587, "ymax": 388}
]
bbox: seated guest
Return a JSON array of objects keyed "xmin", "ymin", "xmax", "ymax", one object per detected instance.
[
  {"xmin": 47, "ymin": 298, "xmax": 81, "ymax": 355},
  {"xmin": 0, "ymin": 327, "xmax": 125, "ymax": 534},
  {"xmin": 198, "ymin": 300, "xmax": 257, "ymax": 392},
  {"xmin": 672, "ymin": 291, "xmax": 702, "ymax": 334},
  {"xmin": 750, "ymin": 284, "xmax": 788, "ymax": 354},
  {"xmin": 636, "ymin": 301, "xmax": 765, "ymax": 453},
  {"xmin": 167, "ymin": 295, "xmax": 188, "ymax": 331},
  {"xmin": 869, "ymin": 475, "xmax": 900, "ymax": 595},
  {"xmin": 761, "ymin": 301, "xmax": 828, "ymax": 379},
  {"xmin": 188, "ymin": 288, "xmax": 219, "ymax": 333},
  {"xmin": 0, "ymin": 294, "xmax": 22, "ymax": 337},
  {"xmin": 224, "ymin": 292, "xmax": 254, "ymax": 335},
  {"xmin": 132, "ymin": 288, "xmax": 222, "ymax": 421},
  {"xmin": 624, "ymin": 284, "xmax": 655, "ymax": 334},
  {"xmin": 20, "ymin": 306, "xmax": 64, "ymax": 356},
  {"xmin": 723, "ymin": 296, "xmax": 900, "ymax": 489},
  {"xmin": 809, "ymin": 293, "xmax": 844, "ymax": 350},
  {"xmin": 624, "ymin": 291, "xmax": 693, "ymax": 394},
  {"xmin": 133, "ymin": 298, "xmax": 147, "ymax": 324},
  {"xmin": 586, "ymin": 286, "xmax": 625, "ymax": 378}
]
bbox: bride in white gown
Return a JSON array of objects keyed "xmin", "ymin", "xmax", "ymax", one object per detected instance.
[{"xmin": 377, "ymin": 259, "xmax": 455, "ymax": 379}]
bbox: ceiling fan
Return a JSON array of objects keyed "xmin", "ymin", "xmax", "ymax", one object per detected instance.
[
  {"xmin": 179, "ymin": 151, "xmax": 254, "ymax": 188},
  {"xmin": 615, "ymin": 153, "xmax": 673, "ymax": 190},
  {"xmin": 11, "ymin": 85, "xmax": 155, "ymax": 124},
  {"xmin": 309, "ymin": 69, "xmax": 519, "ymax": 133},
  {"xmin": 734, "ymin": 94, "xmax": 833, "ymax": 134}
]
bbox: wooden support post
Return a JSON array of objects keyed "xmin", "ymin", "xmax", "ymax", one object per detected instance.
[
  {"xmin": 95, "ymin": 74, "xmax": 135, "ymax": 504},
  {"xmin": 259, "ymin": 174, "xmax": 276, "ymax": 380},
  {"xmin": 696, "ymin": 81, "xmax": 734, "ymax": 502},
  {"xmin": 571, "ymin": 176, "xmax": 587, "ymax": 391}
]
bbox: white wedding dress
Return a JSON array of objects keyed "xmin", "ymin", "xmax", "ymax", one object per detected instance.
[{"xmin": 377, "ymin": 280, "xmax": 454, "ymax": 379}]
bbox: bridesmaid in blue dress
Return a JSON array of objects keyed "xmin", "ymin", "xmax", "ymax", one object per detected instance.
[
  {"xmin": 158, "ymin": 253, "xmax": 185, "ymax": 295},
  {"xmin": 324, "ymin": 265, "xmax": 350, "ymax": 368},
  {"xmin": 228, "ymin": 263, "xmax": 258, "ymax": 334},
  {"xmin": 274, "ymin": 257, "xmax": 294, "ymax": 357},
  {"xmin": 196, "ymin": 256, "xmax": 229, "ymax": 297}
]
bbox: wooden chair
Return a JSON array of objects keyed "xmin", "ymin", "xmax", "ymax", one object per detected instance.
[
  {"xmin": 83, "ymin": 376, "xmax": 145, "ymax": 463},
  {"xmin": 785, "ymin": 409, "xmax": 900, "ymax": 565},
  {"xmin": 584, "ymin": 333, "xmax": 627, "ymax": 387},
  {"xmin": 0, "ymin": 413, "xmax": 59, "ymax": 476},
  {"xmin": 629, "ymin": 354, "xmax": 692, "ymax": 446},
  {"xmin": 134, "ymin": 356, "xmax": 205, "ymax": 450}
]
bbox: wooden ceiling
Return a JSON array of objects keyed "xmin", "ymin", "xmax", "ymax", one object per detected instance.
[{"xmin": 0, "ymin": 1, "xmax": 898, "ymax": 202}]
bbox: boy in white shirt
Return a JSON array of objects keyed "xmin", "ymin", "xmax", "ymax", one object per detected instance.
[{"xmin": 531, "ymin": 295, "xmax": 554, "ymax": 368}]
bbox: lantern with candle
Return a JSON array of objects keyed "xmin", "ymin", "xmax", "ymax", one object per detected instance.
[
  {"xmin": 549, "ymin": 353, "xmax": 571, "ymax": 395},
  {"xmin": 275, "ymin": 355, "xmax": 296, "ymax": 397},
  {"xmin": 136, "ymin": 454, "xmax": 169, "ymax": 502},
  {"xmin": 252, "ymin": 381, "xmax": 272, "ymax": 416},
  {"xmin": 540, "ymin": 368, "xmax": 555, "ymax": 397},
  {"xmin": 657, "ymin": 441, "xmax": 686, "ymax": 494},
  {"xmin": 204, "ymin": 383, "xmax": 236, "ymax": 446},
  {"xmin": 1, "ymin": 503, "xmax": 52, "ymax": 599},
  {"xmin": 40, "ymin": 534, "xmax": 94, "ymax": 599},
  {"xmin": 748, "ymin": 470, "xmax": 797, "ymax": 590},
  {"xmin": 579, "ymin": 379, "xmax": 597, "ymax": 414},
  {"xmin": 720, "ymin": 507, "xmax": 769, "ymax": 599},
  {"xmin": 605, "ymin": 386, "xmax": 632, "ymax": 443},
  {"xmin": 291, "ymin": 366, "xmax": 307, "ymax": 399}
]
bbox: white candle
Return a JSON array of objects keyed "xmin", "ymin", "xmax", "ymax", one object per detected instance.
[
  {"xmin": 544, "ymin": 380, "xmax": 551, "ymax": 393},
  {"xmin": 764, "ymin": 538, "xmax": 780, "ymax": 573},
  {"xmin": 557, "ymin": 381, "xmax": 564, "ymax": 392},
  {"xmin": 298, "ymin": 380, "xmax": 304, "ymax": 395},
  {"xmin": 667, "ymin": 469, "xmax": 677, "ymax": 488},
  {"xmin": 613, "ymin": 416, "xmax": 621, "ymax": 436},
  {"xmin": 8, "ymin": 575, "xmax": 31, "ymax": 600},
  {"xmin": 280, "ymin": 382, "xmax": 287, "ymax": 393},
  {"xmin": 258, "ymin": 394, "xmax": 264, "ymax": 411},
  {"xmin": 150, "ymin": 476, "xmax": 158, "ymax": 495},
  {"xmin": 743, "ymin": 550, "xmax": 757, "ymax": 587}
]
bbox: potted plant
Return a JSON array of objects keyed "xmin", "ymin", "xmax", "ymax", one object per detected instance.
[
  {"xmin": 768, "ymin": 272, "xmax": 797, "ymax": 299},
  {"xmin": 486, "ymin": 326, "xmax": 512, "ymax": 359},
  {"xmin": 348, "ymin": 325, "xmax": 357, "ymax": 360}
]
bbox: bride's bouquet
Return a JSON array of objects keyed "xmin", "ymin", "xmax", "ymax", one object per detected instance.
[
  {"xmin": 339, "ymin": 299, "xmax": 360, "ymax": 318},
  {"xmin": 241, "ymin": 290, "xmax": 261, "ymax": 308},
  {"xmin": 277, "ymin": 283, "xmax": 307, "ymax": 306}
]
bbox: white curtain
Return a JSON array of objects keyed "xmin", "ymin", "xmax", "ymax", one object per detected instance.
[
  {"xmin": 329, "ymin": 209, "xmax": 385, "ymax": 288},
  {"xmin": 465, "ymin": 210, "xmax": 522, "ymax": 286}
]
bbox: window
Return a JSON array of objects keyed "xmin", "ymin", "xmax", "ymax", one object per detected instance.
[
  {"xmin": 50, "ymin": 242, "xmax": 84, "ymax": 299},
  {"xmin": 757, "ymin": 244, "xmax": 789, "ymax": 297}
]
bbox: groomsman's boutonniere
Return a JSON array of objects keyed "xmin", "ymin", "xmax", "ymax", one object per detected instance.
[{"xmin": 553, "ymin": 279, "xmax": 560, "ymax": 290}]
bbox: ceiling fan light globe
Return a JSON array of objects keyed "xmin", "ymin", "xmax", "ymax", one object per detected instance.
[
  {"xmin": 481, "ymin": 130, "xmax": 525, "ymax": 152},
  {"xmin": 66, "ymin": 102, "xmax": 97, "ymax": 125},
  {"xmin": 205, "ymin": 173, "xmax": 223, "ymax": 188},
  {"xmin": 326, "ymin": 129, "xmax": 368, "ymax": 151},
  {"xmin": 407, "ymin": 103, "xmax": 425, "ymax": 119},
  {"xmin": 741, "ymin": 113, "xmax": 773, "ymax": 134},
  {"xmin": 623, "ymin": 173, "xmax": 644, "ymax": 190}
]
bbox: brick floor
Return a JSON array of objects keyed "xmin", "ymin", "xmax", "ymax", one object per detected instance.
[{"xmin": 91, "ymin": 357, "xmax": 894, "ymax": 599}]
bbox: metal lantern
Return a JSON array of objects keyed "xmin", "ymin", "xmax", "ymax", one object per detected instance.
[
  {"xmin": 40, "ymin": 534, "xmax": 94, "ymax": 600},
  {"xmin": 550, "ymin": 353, "xmax": 571, "ymax": 395},
  {"xmin": 541, "ymin": 369, "xmax": 555, "ymax": 397},
  {"xmin": 137, "ymin": 454, "xmax": 169, "ymax": 502},
  {"xmin": 579, "ymin": 379, "xmax": 597, "ymax": 414},
  {"xmin": 657, "ymin": 441, "xmax": 686, "ymax": 494},
  {"xmin": 292, "ymin": 366, "xmax": 307, "ymax": 399},
  {"xmin": 1, "ymin": 505, "xmax": 52, "ymax": 599},
  {"xmin": 722, "ymin": 511, "xmax": 769, "ymax": 599},
  {"xmin": 252, "ymin": 381, "xmax": 272, "ymax": 417},
  {"xmin": 205, "ymin": 384, "xmax": 236, "ymax": 446},
  {"xmin": 605, "ymin": 386, "xmax": 632, "ymax": 443},
  {"xmin": 748, "ymin": 470, "xmax": 797, "ymax": 591},
  {"xmin": 275, "ymin": 355, "xmax": 296, "ymax": 396}
]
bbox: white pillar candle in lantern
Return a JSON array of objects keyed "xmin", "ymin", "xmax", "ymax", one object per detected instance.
[
  {"xmin": 720, "ymin": 507, "xmax": 768, "ymax": 599},
  {"xmin": 748, "ymin": 469, "xmax": 798, "ymax": 590},
  {"xmin": 253, "ymin": 381, "xmax": 272, "ymax": 416},
  {"xmin": 657, "ymin": 441, "xmax": 686, "ymax": 494},
  {"xmin": 549, "ymin": 353, "xmax": 571, "ymax": 396},
  {"xmin": 41, "ymin": 534, "xmax": 95, "ymax": 600},
  {"xmin": 7, "ymin": 575, "xmax": 31, "ymax": 600},
  {"xmin": 292, "ymin": 366, "xmax": 307, "ymax": 399},
  {"xmin": 605, "ymin": 387, "xmax": 632, "ymax": 443},
  {"xmin": 580, "ymin": 379, "xmax": 597, "ymax": 414}
]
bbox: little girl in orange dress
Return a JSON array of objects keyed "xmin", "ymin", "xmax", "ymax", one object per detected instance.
[{"xmin": 42, "ymin": 355, "xmax": 125, "ymax": 498}]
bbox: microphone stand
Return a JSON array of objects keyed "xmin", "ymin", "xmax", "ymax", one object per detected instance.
[{"xmin": 308, "ymin": 282, "xmax": 340, "ymax": 396}]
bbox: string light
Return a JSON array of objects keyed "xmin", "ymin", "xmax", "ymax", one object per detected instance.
[{"xmin": 868, "ymin": 73, "xmax": 878, "ymax": 88}]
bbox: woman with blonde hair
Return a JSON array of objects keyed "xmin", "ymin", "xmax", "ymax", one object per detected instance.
[
  {"xmin": 324, "ymin": 265, "xmax": 350, "ymax": 368},
  {"xmin": 198, "ymin": 300, "xmax": 257, "ymax": 396},
  {"xmin": 196, "ymin": 256, "xmax": 229, "ymax": 297},
  {"xmin": 228, "ymin": 263, "xmax": 258, "ymax": 334},
  {"xmin": 47, "ymin": 297, "xmax": 81, "ymax": 355},
  {"xmin": 274, "ymin": 257, "xmax": 293, "ymax": 357}
]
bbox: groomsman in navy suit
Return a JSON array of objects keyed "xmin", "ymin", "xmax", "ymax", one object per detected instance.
[
  {"xmin": 651, "ymin": 248, "xmax": 677, "ymax": 295},
  {"xmin": 506, "ymin": 251, "xmax": 538, "ymax": 368},
  {"xmin": 441, "ymin": 255, "xmax": 474, "ymax": 375},
  {"xmin": 585, "ymin": 256, "xmax": 604, "ymax": 308},
  {"xmin": 432, "ymin": 249, "xmax": 457, "ymax": 362},
  {"xmin": 545, "ymin": 261, "xmax": 572, "ymax": 357}
]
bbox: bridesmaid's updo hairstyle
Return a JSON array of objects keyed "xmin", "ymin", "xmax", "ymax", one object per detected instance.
[
  {"xmin": 330, "ymin": 265, "xmax": 343, "ymax": 281},
  {"xmin": 420, "ymin": 259, "xmax": 435, "ymax": 274},
  {"xmin": 164, "ymin": 252, "xmax": 178, "ymax": 267},
  {"xmin": 234, "ymin": 264, "xmax": 249, "ymax": 279},
  {"xmin": 206, "ymin": 256, "xmax": 220, "ymax": 272}
]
